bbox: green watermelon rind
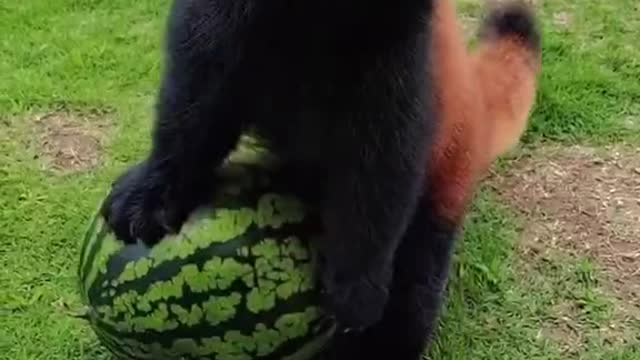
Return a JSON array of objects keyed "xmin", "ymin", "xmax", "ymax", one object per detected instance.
[{"xmin": 78, "ymin": 160, "xmax": 335, "ymax": 360}]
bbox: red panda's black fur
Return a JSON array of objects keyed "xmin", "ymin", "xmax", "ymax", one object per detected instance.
[{"xmin": 326, "ymin": 1, "xmax": 541, "ymax": 359}]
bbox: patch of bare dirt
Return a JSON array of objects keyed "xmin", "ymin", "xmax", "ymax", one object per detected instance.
[
  {"xmin": 539, "ymin": 298, "xmax": 637, "ymax": 356},
  {"xmin": 488, "ymin": 144, "xmax": 640, "ymax": 308},
  {"xmin": 487, "ymin": 144, "xmax": 640, "ymax": 352},
  {"xmin": 34, "ymin": 110, "xmax": 112, "ymax": 173},
  {"xmin": 538, "ymin": 301, "xmax": 584, "ymax": 355}
]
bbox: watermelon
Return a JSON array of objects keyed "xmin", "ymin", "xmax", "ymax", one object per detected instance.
[{"xmin": 78, "ymin": 139, "xmax": 336, "ymax": 360}]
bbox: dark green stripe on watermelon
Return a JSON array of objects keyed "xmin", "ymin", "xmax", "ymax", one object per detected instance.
[
  {"xmin": 92, "ymin": 326, "xmax": 150, "ymax": 360},
  {"xmin": 79, "ymin": 214, "xmax": 110, "ymax": 300},
  {"xmin": 91, "ymin": 221, "xmax": 314, "ymax": 302},
  {"xmin": 259, "ymin": 318, "xmax": 335, "ymax": 360},
  {"xmin": 79, "ymin": 208, "xmax": 102, "ymax": 280},
  {"xmin": 78, "ymin": 206, "xmax": 100, "ymax": 275},
  {"xmin": 86, "ymin": 233, "xmax": 319, "ymax": 336},
  {"xmin": 93, "ymin": 315, "xmax": 334, "ymax": 360},
  {"xmin": 89, "ymin": 285, "xmax": 320, "ymax": 342}
]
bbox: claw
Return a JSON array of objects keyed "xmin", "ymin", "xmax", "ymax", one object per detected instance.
[{"xmin": 340, "ymin": 325, "xmax": 365, "ymax": 334}]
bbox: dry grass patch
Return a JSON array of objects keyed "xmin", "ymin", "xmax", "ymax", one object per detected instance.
[
  {"xmin": 33, "ymin": 110, "xmax": 112, "ymax": 173},
  {"xmin": 486, "ymin": 144, "xmax": 640, "ymax": 354},
  {"xmin": 490, "ymin": 144, "xmax": 640, "ymax": 306}
]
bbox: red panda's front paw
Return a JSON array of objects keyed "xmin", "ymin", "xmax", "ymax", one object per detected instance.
[{"xmin": 100, "ymin": 161, "xmax": 210, "ymax": 246}]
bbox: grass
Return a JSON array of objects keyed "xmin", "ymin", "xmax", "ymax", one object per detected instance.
[{"xmin": 1, "ymin": 0, "xmax": 639, "ymax": 359}]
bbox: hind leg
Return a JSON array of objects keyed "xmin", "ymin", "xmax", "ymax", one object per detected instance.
[{"xmin": 325, "ymin": 196, "xmax": 460, "ymax": 359}]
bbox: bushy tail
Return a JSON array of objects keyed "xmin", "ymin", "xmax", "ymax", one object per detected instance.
[
  {"xmin": 472, "ymin": 1, "xmax": 542, "ymax": 160},
  {"xmin": 479, "ymin": 1, "xmax": 541, "ymax": 53}
]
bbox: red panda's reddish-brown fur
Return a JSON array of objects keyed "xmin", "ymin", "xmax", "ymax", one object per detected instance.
[{"xmin": 428, "ymin": 0, "xmax": 541, "ymax": 223}]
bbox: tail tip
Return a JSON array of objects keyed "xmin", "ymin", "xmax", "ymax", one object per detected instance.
[{"xmin": 481, "ymin": 1, "xmax": 541, "ymax": 52}]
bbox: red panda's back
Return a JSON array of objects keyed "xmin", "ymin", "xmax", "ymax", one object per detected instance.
[
  {"xmin": 428, "ymin": 0, "xmax": 486, "ymax": 223},
  {"xmin": 426, "ymin": 0, "xmax": 541, "ymax": 223}
]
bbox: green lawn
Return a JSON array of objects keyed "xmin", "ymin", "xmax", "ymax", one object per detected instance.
[{"xmin": 1, "ymin": 0, "xmax": 639, "ymax": 359}]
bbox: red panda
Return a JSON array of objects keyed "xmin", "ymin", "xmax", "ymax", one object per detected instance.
[{"xmin": 326, "ymin": 1, "xmax": 542, "ymax": 359}]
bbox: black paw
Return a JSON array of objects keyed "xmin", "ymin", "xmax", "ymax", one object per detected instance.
[
  {"xmin": 101, "ymin": 161, "xmax": 208, "ymax": 246},
  {"xmin": 319, "ymin": 263, "xmax": 390, "ymax": 331}
]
